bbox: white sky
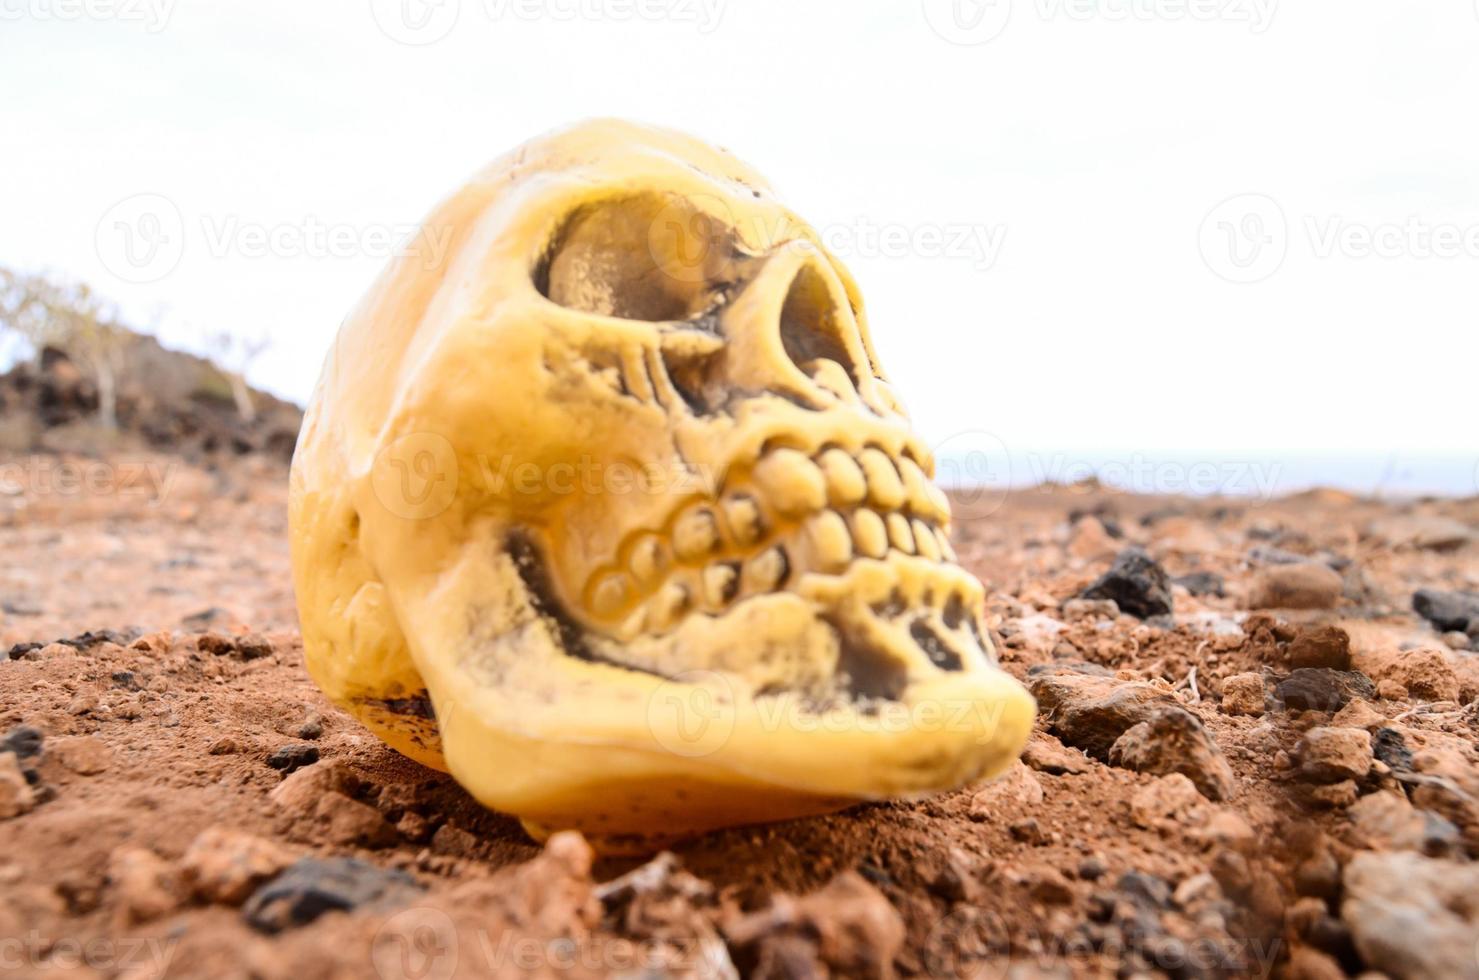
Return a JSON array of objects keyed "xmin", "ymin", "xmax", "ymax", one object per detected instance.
[{"xmin": 2, "ymin": 0, "xmax": 1477, "ymax": 464}]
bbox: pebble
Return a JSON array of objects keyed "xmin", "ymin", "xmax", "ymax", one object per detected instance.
[
  {"xmin": 1130, "ymin": 773, "xmax": 1206, "ymax": 828},
  {"xmin": 235, "ymin": 633, "xmax": 274, "ymax": 660},
  {"xmin": 242, "ymin": 857, "xmax": 422, "ymax": 933},
  {"xmin": 1347, "ymin": 792, "xmax": 1463, "ymax": 858},
  {"xmin": 1294, "ymin": 727, "xmax": 1372, "ymax": 784},
  {"xmin": 269, "ymin": 761, "xmax": 397, "ymax": 848},
  {"xmin": 1275, "ymin": 668, "xmax": 1375, "ymax": 712},
  {"xmin": 1440, "ymin": 631, "xmax": 1471, "ymax": 650},
  {"xmin": 1341, "ymin": 850, "xmax": 1479, "ymax": 979},
  {"xmin": 1, "ymin": 725, "xmax": 44, "ymax": 762},
  {"xmin": 727, "ymin": 870, "xmax": 904, "ymax": 979},
  {"xmin": 1078, "ymin": 548, "xmax": 1173, "ymax": 619},
  {"xmin": 52, "ymin": 735, "xmax": 113, "ymax": 775},
  {"xmin": 1355, "ymin": 648, "xmax": 1460, "ymax": 704},
  {"xmin": 197, "ymin": 633, "xmax": 237, "ymax": 656},
  {"xmin": 181, "ymin": 826, "xmax": 296, "ymax": 905},
  {"xmin": 1330, "ymin": 697, "xmax": 1385, "ymax": 731},
  {"xmin": 1219, "ymin": 673, "xmax": 1267, "ymax": 717},
  {"xmin": 1248, "ymin": 563, "xmax": 1343, "ymax": 610},
  {"xmin": 1375, "ymin": 679, "xmax": 1408, "ymax": 701},
  {"xmin": 1021, "ymin": 737, "xmax": 1093, "ymax": 775},
  {"xmin": 1028, "ymin": 667, "xmax": 1181, "ymax": 759},
  {"xmin": 265, "ymin": 744, "xmax": 319, "ymax": 775},
  {"xmin": 1108, "ymin": 707, "xmax": 1237, "ymax": 801},
  {"xmin": 0, "ymin": 753, "xmax": 36, "ymax": 818},
  {"xmin": 1411, "ymin": 588, "xmax": 1479, "ymax": 633},
  {"xmin": 1060, "ymin": 597, "xmax": 1119, "ymax": 622},
  {"xmin": 108, "ymin": 846, "xmax": 183, "ymax": 925},
  {"xmin": 1287, "ymin": 625, "xmax": 1351, "ymax": 670}
]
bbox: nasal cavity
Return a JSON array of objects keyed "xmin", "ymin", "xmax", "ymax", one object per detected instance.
[{"xmin": 778, "ymin": 263, "xmax": 869, "ymax": 392}]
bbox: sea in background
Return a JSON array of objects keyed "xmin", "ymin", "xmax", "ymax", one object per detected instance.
[{"xmin": 933, "ymin": 446, "xmax": 1478, "ymax": 501}]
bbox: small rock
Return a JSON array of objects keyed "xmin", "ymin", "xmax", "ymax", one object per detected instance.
[
  {"xmin": 181, "ymin": 826, "xmax": 295, "ymax": 905},
  {"xmin": 5, "ymin": 642, "xmax": 43, "ymax": 660},
  {"xmin": 1220, "ymin": 672, "xmax": 1267, "ymax": 717},
  {"xmin": 197, "ymin": 633, "xmax": 237, "ymax": 656},
  {"xmin": 1348, "ymin": 791, "xmax": 1463, "ymax": 858},
  {"xmin": 1287, "ymin": 625, "xmax": 1352, "ymax": 670},
  {"xmin": 1293, "ymin": 850, "xmax": 1341, "ymax": 900},
  {"xmin": 1341, "ymin": 851, "xmax": 1479, "ymax": 978},
  {"xmin": 1077, "ymin": 856, "xmax": 1107, "ymax": 881},
  {"xmin": 0, "ymin": 753, "xmax": 36, "ymax": 819},
  {"xmin": 1275, "ymin": 668, "xmax": 1375, "ymax": 712},
  {"xmin": 1, "ymin": 725, "xmax": 44, "ymax": 762},
  {"xmin": 1061, "ymin": 597, "xmax": 1119, "ymax": 622},
  {"xmin": 208, "ymin": 736, "xmax": 246, "ymax": 756},
  {"xmin": 1307, "ymin": 780, "xmax": 1359, "ymax": 808},
  {"xmin": 1371, "ymin": 727, "xmax": 1413, "ymax": 773},
  {"xmin": 1079, "ymin": 548, "xmax": 1173, "ymax": 619},
  {"xmin": 1375, "ymin": 678, "xmax": 1408, "ymax": 701},
  {"xmin": 1355, "ymin": 648, "xmax": 1460, "ymax": 704},
  {"xmin": 1021, "ymin": 736, "xmax": 1092, "ymax": 775},
  {"xmin": 1009, "ymin": 818, "xmax": 1045, "ymax": 844},
  {"xmin": 1330, "ymin": 697, "xmax": 1385, "ymax": 730},
  {"xmin": 1025, "ymin": 866, "xmax": 1074, "ymax": 905},
  {"xmin": 1068, "ymin": 516, "xmax": 1118, "ymax": 561},
  {"xmin": 1440, "ymin": 631, "xmax": 1471, "ymax": 650},
  {"xmin": 1295, "ymin": 727, "xmax": 1372, "ymax": 784},
  {"xmin": 727, "ymin": 871, "xmax": 904, "ymax": 980},
  {"xmin": 970, "ymin": 761, "xmax": 1043, "ymax": 817},
  {"xmin": 109, "ymin": 846, "xmax": 184, "ymax": 925},
  {"xmin": 1372, "ymin": 515, "xmax": 1474, "ymax": 551},
  {"xmin": 1249, "ymin": 562, "xmax": 1343, "ymax": 610},
  {"xmin": 1173, "ymin": 571, "xmax": 1225, "ymax": 597},
  {"xmin": 1412, "ymin": 588, "xmax": 1479, "ymax": 633},
  {"xmin": 297, "ymin": 715, "xmax": 324, "ymax": 740},
  {"xmin": 235, "ymin": 633, "xmax": 274, "ymax": 660},
  {"xmin": 269, "ymin": 761, "xmax": 397, "ymax": 848},
  {"xmin": 1109, "ymin": 707, "xmax": 1237, "ymax": 800},
  {"xmin": 265, "ymin": 744, "xmax": 319, "ymax": 775},
  {"xmin": 1130, "ymin": 772, "xmax": 1206, "ymax": 828},
  {"xmin": 1028, "ymin": 668, "xmax": 1181, "ymax": 759},
  {"xmin": 1286, "ymin": 947, "xmax": 1347, "ymax": 980},
  {"xmin": 52, "ymin": 735, "xmax": 113, "ymax": 775},
  {"xmin": 243, "ymin": 857, "xmax": 422, "ymax": 933}
]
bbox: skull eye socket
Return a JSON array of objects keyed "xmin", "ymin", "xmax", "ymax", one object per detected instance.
[
  {"xmin": 538, "ymin": 193, "xmax": 742, "ymax": 323},
  {"xmin": 779, "ymin": 262, "xmax": 871, "ymax": 390}
]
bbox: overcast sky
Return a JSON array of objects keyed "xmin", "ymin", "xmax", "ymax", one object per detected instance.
[{"xmin": 2, "ymin": 1, "xmax": 1477, "ymax": 475}]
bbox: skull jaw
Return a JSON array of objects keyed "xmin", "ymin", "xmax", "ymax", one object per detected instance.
[{"xmin": 393, "ymin": 536, "xmax": 1035, "ymax": 851}]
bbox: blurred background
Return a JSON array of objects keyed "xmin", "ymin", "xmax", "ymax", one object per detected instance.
[{"xmin": 2, "ymin": 0, "xmax": 1475, "ymax": 495}]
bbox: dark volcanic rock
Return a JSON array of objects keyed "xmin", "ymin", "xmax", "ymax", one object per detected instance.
[
  {"xmin": 1412, "ymin": 589, "xmax": 1479, "ymax": 634},
  {"xmin": 265, "ymin": 745, "xmax": 319, "ymax": 775},
  {"xmin": 1276, "ymin": 669, "xmax": 1376, "ymax": 713},
  {"xmin": 243, "ymin": 858, "xmax": 421, "ymax": 933},
  {"xmin": 1079, "ymin": 548, "xmax": 1173, "ymax": 619}
]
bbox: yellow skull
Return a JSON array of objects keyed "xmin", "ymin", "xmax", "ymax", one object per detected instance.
[{"xmin": 289, "ymin": 119, "xmax": 1034, "ymax": 851}]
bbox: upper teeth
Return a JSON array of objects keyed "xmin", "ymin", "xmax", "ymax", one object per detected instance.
[{"xmin": 580, "ymin": 442, "xmax": 961, "ymax": 636}]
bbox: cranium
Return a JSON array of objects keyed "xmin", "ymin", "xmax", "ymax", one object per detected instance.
[{"xmin": 290, "ymin": 120, "xmax": 1034, "ymax": 851}]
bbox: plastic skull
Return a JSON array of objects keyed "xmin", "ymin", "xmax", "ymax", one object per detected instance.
[{"xmin": 290, "ymin": 119, "xmax": 1034, "ymax": 851}]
